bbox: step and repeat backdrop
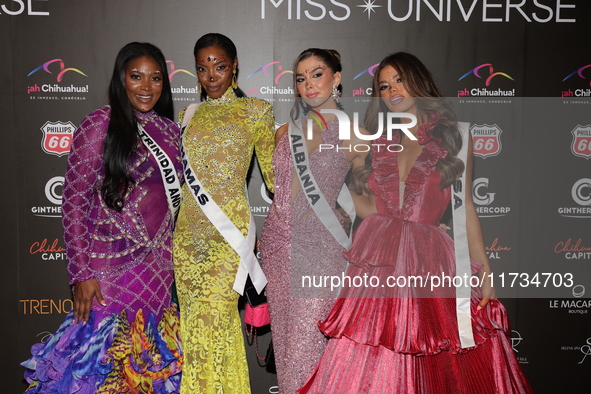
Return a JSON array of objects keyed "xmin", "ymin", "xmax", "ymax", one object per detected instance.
[{"xmin": 1, "ymin": 1, "xmax": 590, "ymax": 393}]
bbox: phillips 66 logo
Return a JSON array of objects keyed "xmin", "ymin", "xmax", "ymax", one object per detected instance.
[
  {"xmin": 41, "ymin": 121, "xmax": 75, "ymax": 156},
  {"xmin": 470, "ymin": 124, "xmax": 503, "ymax": 159},
  {"xmin": 571, "ymin": 125, "xmax": 591, "ymax": 159}
]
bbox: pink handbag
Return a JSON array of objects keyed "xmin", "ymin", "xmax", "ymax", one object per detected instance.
[{"xmin": 244, "ymin": 302, "xmax": 270, "ymax": 327}]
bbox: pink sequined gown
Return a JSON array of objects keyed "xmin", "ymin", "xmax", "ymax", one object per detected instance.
[
  {"xmin": 260, "ymin": 117, "xmax": 350, "ymax": 394},
  {"xmin": 298, "ymin": 120, "xmax": 533, "ymax": 393}
]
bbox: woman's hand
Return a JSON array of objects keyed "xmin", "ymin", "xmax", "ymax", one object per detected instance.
[
  {"xmin": 477, "ymin": 270, "xmax": 497, "ymax": 309},
  {"xmin": 73, "ymin": 279, "xmax": 105, "ymax": 324},
  {"xmin": 336, "ymin": 207, "xmax": 353, "ymax": 236}
]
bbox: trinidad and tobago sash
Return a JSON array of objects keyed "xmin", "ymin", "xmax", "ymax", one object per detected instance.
[{"xmin": 138, "ymin": 124, "xmax": 182, "ymax": 220}]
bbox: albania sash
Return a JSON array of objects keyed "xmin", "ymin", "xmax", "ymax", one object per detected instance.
[{"xmin": 288, "ymin": 119, "xmax": 353, "ymax": 250}]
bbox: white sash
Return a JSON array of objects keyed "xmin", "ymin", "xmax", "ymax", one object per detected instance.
[
  {"xmin": 138, "ymin": 124, "xmax": 182, "ymax": 220},
  {"xmin": 452, "ymin": 121, "xmax": 475, "ymax": 348},
  {"xmin": 288, "ymin": 119, "xmax": 352, "ymax": 250},
  {"xmin": 180, "ymin": 103, "xmax": 266, "ymax": 295}
]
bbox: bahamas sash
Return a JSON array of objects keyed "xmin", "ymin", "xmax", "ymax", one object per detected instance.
[
  {"xmin": 180, "ymin": 103, "xmax": 266, "ymax": 295},
  {"xmin": 138, "ymin": 124, "xmax": 182, "ymax": 219},
  {"xmin": 452, "ymin": 121, "xmax": 475, "ymax": 348},
  {"xmin": 288, "ymin": 119, "xmax": 353, "ymax": 250}
]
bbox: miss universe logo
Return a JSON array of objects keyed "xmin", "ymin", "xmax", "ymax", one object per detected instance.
[
  {"xmin": 260, "ymin": 0, "xmax": 577, "ymax": 22},
  {"xmin": 0, "ymin": 1, "xmax": 49, "ymax": 15}
]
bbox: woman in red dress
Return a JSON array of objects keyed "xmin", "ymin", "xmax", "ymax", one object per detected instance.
[{"xmin": 299, "ymin": 52, "xmax": 533, "ymax": 394}]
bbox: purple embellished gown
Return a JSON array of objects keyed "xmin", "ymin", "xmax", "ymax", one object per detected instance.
[
  {"xmin": 21, "ymin": 107, "xmax": 183, "ymax": 393},
  {"xmin": 260, "ymin": 117, "xmax": 350, "ymax": 394}
]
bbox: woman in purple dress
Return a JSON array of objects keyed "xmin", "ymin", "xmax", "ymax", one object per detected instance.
[
  {"xmin": 260, "ymin": 48, "xmax": 369, "ymax": 394},
  {"xmin": 22, "ymin": 42, "xmax": 183, "ymax": 393},
  {"xmin": 299, "ymin": 52, "xmax": 533, "ymax": 393}
]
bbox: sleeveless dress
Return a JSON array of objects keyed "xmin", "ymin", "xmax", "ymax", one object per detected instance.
[
  {"xmin": 299, "ymin": 119, "xmax": 533, "ymax": 393},
  {"xmin": 173, "ymin": 88, "xmax": 274, "ymax": 394},
  {"xmin": 260, "ymin": 117, "xmax": 350, "ymax": 394},
  {"xmin": 22, "ymin": 107, "xmax": 183, "ymax": 393}
]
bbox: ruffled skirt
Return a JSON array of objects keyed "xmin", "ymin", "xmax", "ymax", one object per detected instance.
[
  {"xmin": 297, "ymin": 215, "xmax": 533, "ymax": 393},
  {"xmin": 21, "ymin": 305, "xmax": 182, "ymax": 394}
]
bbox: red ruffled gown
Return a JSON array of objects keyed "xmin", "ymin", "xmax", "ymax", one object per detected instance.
[{"xmin": 298, "ymin": 120, "xmax": 533, "ymax": 394}]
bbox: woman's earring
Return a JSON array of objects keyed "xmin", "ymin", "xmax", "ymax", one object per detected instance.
[
  {"xmin": 232, "ymin": 69, "xmax": 238, "ymax": 90},
  {"xmin": 198, "ymin": 81, "xmax": 202, "ymax": 94},
  {"xmin": 331, "ymin": 87, "xmax": 341, "ymax": 101}
]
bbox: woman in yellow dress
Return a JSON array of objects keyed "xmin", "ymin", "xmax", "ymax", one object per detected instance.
[{"xmin": 173, "ymin": 33, "xmax": 275, "ymax": 393}]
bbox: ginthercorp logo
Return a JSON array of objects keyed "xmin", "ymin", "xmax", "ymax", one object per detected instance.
[
  {"xmin": 561, "ymin": 65, "xmax": 591, "ymax": 98},
  {"xmin": 27, "ymin": 59, "xmax": 89, "ymax": 100},
  {"xmin": 167, "ymin": 60, "xmax": 198, "ymax": 100},
  {"xmin": 470, "ymin": 124, "xmax": 502, "ymax": 158},
  {"xmin": 472, "ymin": 177, "xmax": 510, "ymax": 217},
  {"xmin": 457, "ymin": 64, "xmax": 515, "ymax": 97},
  {"xmin": 31, "ymin": 176, "xmax": 63, "ymax": 218},
  {"xmin": 245, "ymin": 62, "xmax": 294, "ymax": 96},
  {"xmin": 557, "ymin": 178, "xmax": 591, "ymax": 219},
  {"xmin": 40, "ymin": 121, "xmax": 75, "ymax": 156},
  {"xmin": 351, "ymin": 63, "xmax": 379, "ymax": 97},
  {"xmin": 260, "ymin": 0, "xmax": 578, "ymax": 22},
  {"xmin": 570, "ymin": 125, "xmax": 591, "ymax": 159},
  {"xmin": 251, "ymin": 183, "xmax": 273, "ymax": 218},
  {"xmin": 572, "ymin": 179, "xmax": 591, "ymax": 206}
]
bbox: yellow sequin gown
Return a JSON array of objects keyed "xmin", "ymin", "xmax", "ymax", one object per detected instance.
[{"xmin": 173, "ymin": 87, "xmax": 274, "ymax": 394}]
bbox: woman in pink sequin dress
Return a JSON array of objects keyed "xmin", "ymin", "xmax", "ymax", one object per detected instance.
[
  {"xmin": 298, "ymin": 52, "xmax": 533, "ymax": 393},
  {"xmin": 22, "ymin": 42, "xmax": 183, "ymax": 393},
  {"xmin": 260, "ymin": 48, "xmax": 369, "ymax": 394}
]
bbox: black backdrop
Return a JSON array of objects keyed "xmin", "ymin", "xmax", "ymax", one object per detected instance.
[{"xmin": 2, "ymin": 1, "xmax": 590, "ymax": 393}]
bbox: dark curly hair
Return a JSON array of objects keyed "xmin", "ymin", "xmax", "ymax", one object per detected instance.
[{"xmin": 350, "ymin": 52, "xmax": 464, "ymax": 195}]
